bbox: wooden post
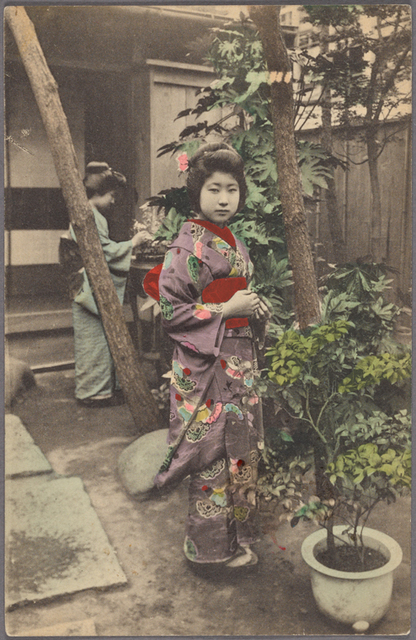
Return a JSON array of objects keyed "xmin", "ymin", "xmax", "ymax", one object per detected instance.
[
  {"xmin": 5, "ymin": 6, "xmax": 160, "ymax": 432},
  {"xmin": 249, "ymin": 5, "xmax": 321, "ymax": 329}
]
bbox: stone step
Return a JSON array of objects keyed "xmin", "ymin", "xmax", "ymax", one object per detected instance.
[
  {"xmin": 5, "ymin": 304, "xmax": 134, "ymax": 336},
  {"xmin": 5, "ymin": 309, "xmax": 73, "ymax": 336}
]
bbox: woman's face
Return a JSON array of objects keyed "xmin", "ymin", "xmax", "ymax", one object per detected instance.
[
  {"xmin": 89, "ymin": 190, "xmax": 116, "ymax": 215},
  {"xmin": 198, "ymin": 172, "xmax": 240, "ymax": 228}
]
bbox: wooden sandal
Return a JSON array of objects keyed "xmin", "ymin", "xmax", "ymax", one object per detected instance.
[{"xmin": 225, "ymin": 545, "xmax": 258, "ymax": 568}]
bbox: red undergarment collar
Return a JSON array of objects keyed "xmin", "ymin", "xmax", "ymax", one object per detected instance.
[{"xmin": 188, "ymin": 219, "xmax": 236, "ymax": 248}]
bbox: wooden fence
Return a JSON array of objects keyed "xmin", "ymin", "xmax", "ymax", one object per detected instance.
[{"xmin": 302, "ymin": 119, "xmax": 411, "ymax": 308}]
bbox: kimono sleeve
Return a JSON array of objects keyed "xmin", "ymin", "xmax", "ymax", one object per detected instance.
[
  {"xmin": 158, "ymin": 247, "xmax": 225, "ymax": 357},
  {"xmin": 93, "ymin": 210, "xmax": 132, "ymax": 273},
  {"xmin": 70, "ymin": 207, "xmax": 133, "ymax": 273}
]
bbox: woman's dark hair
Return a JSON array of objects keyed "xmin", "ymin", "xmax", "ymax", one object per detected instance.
[
  {"xmin": 83, "ymin": 162, "xmax": 126, "ymax": 199},
  {"xmin": 186, "ymin": 142, "xmax": 247, "ymax": 213}
]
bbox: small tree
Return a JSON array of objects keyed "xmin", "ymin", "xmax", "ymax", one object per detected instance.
[
  {"xmin": 157, "ymin": 11, "xmax": 329, "ymax": 330},
  {"xmin": 259, "ymin": 265, "xmax": 411, "ymax": 563},
  {"xmin": 302, "ymin": 5, "xmax": 411, "ymax": 263},
  {"xmin": 249, "ymin": 5, "xmax": 321, "ymax": 329}
]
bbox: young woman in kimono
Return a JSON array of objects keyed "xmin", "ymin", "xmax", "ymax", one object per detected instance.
[
  {"xmin": 152, "ymin": 143, "xmax": 270, "ymax": 567},
  {"xmin": 71, "ymin": 162, "xmax": 151, "ymax": 407}
]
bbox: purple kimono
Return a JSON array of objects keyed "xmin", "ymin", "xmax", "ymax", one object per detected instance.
[{"xmin": 154, "ymin": 219, "xmax": 264, "ymax": 563}]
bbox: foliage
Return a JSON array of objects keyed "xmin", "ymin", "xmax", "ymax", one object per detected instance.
[
  {"xmin": 297, "ymin": 141, "xmax": 333, "ymax": 197},
  {"xmin": 300, "ymin": 6, "xmax": 411, "ymax": 262},
  {"xmin": 328, "ymin": 442, "xmax": 411, "ymax": 490},
  {"xmin": 259, "ymin": 262, "xmax": 410, "ymax": 459},
  {"xmin": 339, "ymin": 352, "xmax": 411, "ymax": 393},
  {"xmin": 259, "ymin": 398, "xmax": 411, "ymax": 566},
  {"xmin": 157, "ymin": 19, "xmax": 334, "ymax": 232},
  {"xmin": 304, "ymin": 4, "xmax": 362, "ymax": 27},
  {"xmin": 147, "ymin": 187, "xmax": 190, "ymax": 244},
  {"xmin": 249, "ymin": 253, "xmax": 293, "ymax": 324},
  {"xmin": 320, "ymin": 262, "xmax": 401, "ymax": 351},
  {"xmin": 258, "ymin": 260, "xmax": 411, "ymax": 565},
  {"xmin": 302, "ymin": 5, "xmax": 411, "ymax": 129},
  {"xmin": 258, "ymin": 456, "xmax": 310, "ymax": 505},
  {"xmin": 156, "ymin": 19, "xmax": 284, "ymax": 255},
  {"xmin": 152, "ymin": 207, "xmax": 188, "ymax": 245},
  {"xmin": 266, "ymin": 319, "xmax": 351, "ymax": 387},
  {"xmin": 322, "ymin": 262, "xmax": 395, "ymax": 299},
  {"xmin": 323, "ymin": 434, "xmax": 410, "ymax": 561},
  {"xmin": 335, "ymin": 409, "xmax": 411, "ymax": 452},
  {"xmin": 147, "ymin": 186, "xmax": 191, "ymax": 216},
  {"xmin": 263, "ymin": 317, "xmax": 410, "ymax": 453},
  {"xmin": 150, "ymin": 17, "xmax": 341, "ymax": 326}
]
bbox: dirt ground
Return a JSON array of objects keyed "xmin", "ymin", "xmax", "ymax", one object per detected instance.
[{"xmin": 5, "ymin": 369, "xmax": 411, "ymax": 637}]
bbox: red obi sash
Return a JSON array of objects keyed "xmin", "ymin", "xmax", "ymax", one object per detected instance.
[
  {"xmin": 143, "ymin": 263, "xmax": 163, "ymax": 301},
  {"xmin": 202, "ymin": 277, "xmax": 249, "ymax": 329},
  {"xmin": 143, "ymin": 268, "xmax": 248, "ymax": 329}
]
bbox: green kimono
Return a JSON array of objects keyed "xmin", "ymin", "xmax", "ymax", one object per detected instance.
[{"xmin": 71, "ymin": 206, "xmax": 133, "ymax": 400}]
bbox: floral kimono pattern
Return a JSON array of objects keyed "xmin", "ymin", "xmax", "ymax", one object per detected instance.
[{"xmin": 154, "ymin": 219, "xmax": 264, "ymax": 563}]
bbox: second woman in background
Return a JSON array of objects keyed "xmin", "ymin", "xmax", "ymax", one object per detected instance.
[{"xmin": 71, "ymin": 161, "xmax": 151, "ymax": 407}]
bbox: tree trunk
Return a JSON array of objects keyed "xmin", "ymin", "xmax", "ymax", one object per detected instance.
[
  {"xmin": 249, "ymin": 5, "xmax": 321, "ymax": 329},
  {"xmin": 366, "ymin": 124, "xmax": 387, "ymax": 262},
  {"xmin": 6, "ymin": 6, "xmax": 160, "ymax": 432},
  {"xmin": 320, "ymin": 25, "xmax": 346, "ymax": 264}
]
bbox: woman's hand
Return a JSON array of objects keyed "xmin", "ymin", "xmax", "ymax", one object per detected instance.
[
  {"xmin": 222, "ymin": 290, "xmax": 262, "ymax": 319},
  {"xmin": 132, "ymin": 228, "xmax": 153, "ymax": 248},
  {"xmin": 253, "ymin": 298, "xmax": 271, "ymax": 322}
]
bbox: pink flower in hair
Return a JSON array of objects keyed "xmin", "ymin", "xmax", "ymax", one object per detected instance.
[{"xmin": 177, "ymin": 153, "xmax": 189, "ymax": 172}]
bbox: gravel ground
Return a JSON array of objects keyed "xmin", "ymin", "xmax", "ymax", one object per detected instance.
[{"xmin": 5, "ymin": 370, "xmax": 411, "ymax": 637}]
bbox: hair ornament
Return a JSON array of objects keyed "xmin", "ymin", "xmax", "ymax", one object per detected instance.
[{"xmin": 176, "ymin": 153, "xmax": 189, "ymax": 172}]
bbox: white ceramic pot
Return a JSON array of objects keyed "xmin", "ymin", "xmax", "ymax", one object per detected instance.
[{"xmin": 301, "ymin": 526, "xmax": 403, "ymax": 632}]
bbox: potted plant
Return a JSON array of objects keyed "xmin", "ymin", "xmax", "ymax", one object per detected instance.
[
  {"xmin": 297, "ymin": 409, "xmax": 410, "ymax": 631},
  {"xmin": 257, "ymin": 271, "xmax": 411, "ymax": 631}
]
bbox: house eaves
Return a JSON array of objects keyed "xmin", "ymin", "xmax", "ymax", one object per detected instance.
[{"xmin": 6, "ymin": 5, "xmax": 228, "ymax": 71}]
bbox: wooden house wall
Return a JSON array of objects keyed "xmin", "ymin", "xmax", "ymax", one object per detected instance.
[
  {"xmin": 149, "ymin": 62, "xmax": 216, "ymax": 197},
  {"xmin": 132, "ymin": 60, "xmax": 218, "ymax": 208}
]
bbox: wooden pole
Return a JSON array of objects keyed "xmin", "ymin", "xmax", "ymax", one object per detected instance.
[
  {"xmin": 249, "ymin": 5, "xmax": 321, "ymax": 329},
  {"xmin": 5, "ymin": 6, "xmax": 160, "ymax": 431}
]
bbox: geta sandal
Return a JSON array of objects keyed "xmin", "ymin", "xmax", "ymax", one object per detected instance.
[{"xmin": 225, "ymin": 545, "xmax": 258, "ymax": 568}]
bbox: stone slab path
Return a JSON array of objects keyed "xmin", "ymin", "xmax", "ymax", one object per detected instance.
[
  {"xmin": 5, "ymin": 414, "xmax": 127, "ymax": 611},
  {"xmin": 5, "ymin": 414, "xmax": 52, "ymax": 478}
]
